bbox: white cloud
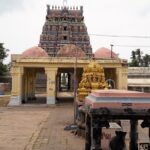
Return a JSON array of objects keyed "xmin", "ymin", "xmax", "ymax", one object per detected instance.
[{"xmin": 0, "ymin": 0, "xmax": 25, "ymax": 14}]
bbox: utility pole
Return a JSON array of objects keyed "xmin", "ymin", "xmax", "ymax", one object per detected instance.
[
  {"xmin": 74, "ymin": 48, "xmax": 77, "ymax": 124},
  {"xmin": 110, "ymin": 44, "xmax": 114, "ymax": 58}
]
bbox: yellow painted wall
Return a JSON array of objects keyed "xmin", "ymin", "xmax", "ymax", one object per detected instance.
[{"xmin": 10, "ymin": 57, "xmax": 128, "ymax": 105}]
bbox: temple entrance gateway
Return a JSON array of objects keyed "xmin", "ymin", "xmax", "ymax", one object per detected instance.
[{"xmin": 9, "ymin": 4, "xmax": 128, "ymax": 106}]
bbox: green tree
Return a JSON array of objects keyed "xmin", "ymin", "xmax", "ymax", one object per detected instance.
[
  {"xmin": 128, "ymin": 59, "xmax": 139, "ymax": 67},
  {"xmin": 128, "ymin": 49, "xmax": 139, "ymax": 67},
  {"xmin": 131, "ymin": 50, "xmax": 136, "ymax": 59},
  {"xmin": 143, "ymin": 54, "xmax": 150, "ymax": 67},
  {"xmin": 0, "ymin": 43, "xmax": 9, "ymax": 76},
  {"xmin": 129, "ymin": 49, "xmax": 150, "ymax": 67},
  {"xmin": 136, "ymin": 49, "xmax": 142, "ymax": 66}
]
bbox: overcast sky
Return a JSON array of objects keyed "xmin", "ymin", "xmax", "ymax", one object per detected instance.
[{"xmin": 0, "ymin": 0, "xmax": 150, "ymax": 63}]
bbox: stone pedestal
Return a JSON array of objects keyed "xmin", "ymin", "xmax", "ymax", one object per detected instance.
[
  {"xmin": 9, "ymin": 96, "xmax": 21, "ymax": 106},
  {"xmin": 46, "ymin": 96, "xmax": 55, "ymax": 105}
]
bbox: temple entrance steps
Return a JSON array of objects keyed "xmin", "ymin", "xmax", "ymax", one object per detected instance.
[
  {"xmin": 56, "ymin": 92, "xmax": 74, "ymax": 104},
  {"xmin": 56, "ymin": 92, "xmax": 74, "ymax": 98}
]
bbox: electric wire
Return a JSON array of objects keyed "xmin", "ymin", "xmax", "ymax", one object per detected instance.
[
  {"xmin": 89, "ymin": 33, "xmax": 150, "ymax": 48},
  {"xmin": 113, "ymin": 45, "xmax": 150, "ymax": 48},
  {"xmin": 89, "ymin": 34, "xmax": 150, "ymax": 39}
]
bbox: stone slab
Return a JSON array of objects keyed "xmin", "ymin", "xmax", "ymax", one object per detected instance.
[{"xmin": 8, "ymin": 96, "xmax": 21, "ymax": 106}]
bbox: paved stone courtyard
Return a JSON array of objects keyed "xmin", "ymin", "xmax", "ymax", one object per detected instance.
[
  {"xmin": 0, "ymin": 105, "xmax": 84, "ymax": 150},
  {"xmin": 0, "ymin": 104, "xmax": 149, "ymax": 150}
]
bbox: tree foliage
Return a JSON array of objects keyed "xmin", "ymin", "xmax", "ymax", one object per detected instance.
[
  {"xmin": 0, "ymin": 43, "xmax": 9, "ymax": 76},
  {"xmin": 128, "ymin": 49, "xmax": 150, "ymax": 67}
]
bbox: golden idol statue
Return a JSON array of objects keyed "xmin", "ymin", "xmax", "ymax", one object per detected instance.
[{"xmin": 77, "ymin": 61, "xmax": 108, "ymax": 102}]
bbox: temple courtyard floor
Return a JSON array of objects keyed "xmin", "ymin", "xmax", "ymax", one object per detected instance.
[
  {"xmin": 0, "ymin": 103, "xmax": 149, "ymax": 150},
  {"xmin": 0, "ymin": 104, "xmax": 84, "ymax": 150}
]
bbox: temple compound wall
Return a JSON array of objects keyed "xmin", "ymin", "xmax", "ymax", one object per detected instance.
[
  {"xmin": 9, "ymin": 56, "xmax": 128, "ymax": 106},
  {"xmin": 128, "ymin": 67, "xmax": 150, "ymax": 93}
]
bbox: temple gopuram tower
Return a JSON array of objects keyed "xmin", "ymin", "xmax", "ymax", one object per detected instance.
[{"xmin": 39, "ymin": 5, "xmax": 92, "ymax": 57}]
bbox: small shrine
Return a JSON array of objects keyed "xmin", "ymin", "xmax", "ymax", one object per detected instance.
[{"xmin": 77, "ymin": 60, "xmax": 108, "ymax": 102}]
